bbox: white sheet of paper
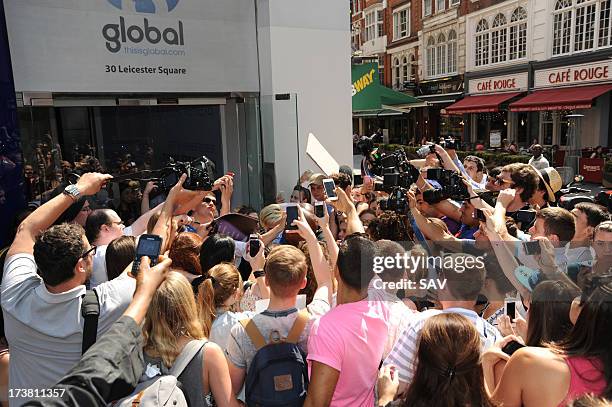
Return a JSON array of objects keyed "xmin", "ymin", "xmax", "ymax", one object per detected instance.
[
  {"xmin": 306, "ymin": 133, "xmax": 340, "ymax": 176},
  {"xmin": 255, "ymin": 294, "xmax": 307, "ymax": 313}
]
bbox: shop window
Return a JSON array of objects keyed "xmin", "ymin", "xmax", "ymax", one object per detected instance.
[
  {"xmin": 552, "ymin": 0, "xmax": 612, "ymax": 56},
  {"xmin": 541, "ymin": 111, "xmax": 555, "ymax": 145},
  {"xmin": 476, "ymin": 19, "xmax": 490, "ymax": 67}
]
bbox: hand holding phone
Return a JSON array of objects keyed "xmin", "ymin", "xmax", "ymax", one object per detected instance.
[
  {"xmin": 501, "ymin": 340, "xmax": 525, "ymax": 356},
  {"xmin": 504, "ymin": 300, "xmax": 517, "ymax": 320},
  {"xmin": 249, "ymin": 234, "xmax": 261, "ymax": 257},
  {"xmin": 323, "ymin": 178, "xmax": 338, "ymax": 201},
  {"xmin": 285, "ymin": 203, "xmax": 299, "ymax": 230},
  {"xmin": 131, "ymin": 234, "xmax": 163, "ymax": 277},
  {"xmin": 314, "ymin": 201, "xmax": 326, "ymax": 218},
  {"xmin": 523, "ymin": 240, "xmax": 541, "ymax": 256}
]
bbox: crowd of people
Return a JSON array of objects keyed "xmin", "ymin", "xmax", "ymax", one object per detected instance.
[{"xmin": 0, "ymin": 139, "xmax": 611, "ymax": 407}]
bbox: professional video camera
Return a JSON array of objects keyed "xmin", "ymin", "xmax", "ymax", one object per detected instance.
[
  {"xmin": 372, "ymin": 149, "xmax": 420, "ymax": 192},
  {"xmin": 422, "ymin": 168, "xmax": 470, "ymax": 204},
  {"xmin": 379, "ymin": 188, "xmax": 409, "ymax": 213},
  {"xmin": 157, "ymin": 156, "xmax": 215, "ymax": 192},
  {"xmin": 416, "ymin": 139, "xmax": 459, "ymax": 158}
]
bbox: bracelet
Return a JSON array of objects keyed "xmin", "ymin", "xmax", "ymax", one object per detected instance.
[{"xmin": 253, "ymin": 270, "xmax": 265, "ymax": 278}]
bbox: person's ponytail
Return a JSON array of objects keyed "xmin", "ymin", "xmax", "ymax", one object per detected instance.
[{"xmin": 197, "ymin": 278, "xmax": 215, "ymax": 338}]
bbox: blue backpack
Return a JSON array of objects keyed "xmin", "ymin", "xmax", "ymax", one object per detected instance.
[{"xmin": 240, "ymin": 310, "xmax": 310, "ymax": 407}]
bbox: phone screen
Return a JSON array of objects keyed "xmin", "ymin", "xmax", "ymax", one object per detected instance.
[
  {"xmin": 285, "ymin": 205, "xmax": 299, "ymax": 230},
  {"xmin": 475, "ymin": 209, "xmax": 487, "ymax": 222},
  {"xmin": 505, "ymin": 301, "xmax": 516, "ymax": 319},
  {"xmin": 315, "ymin": 202, "xmax": 325, "ymax": 218},
  {"xmin": 524, "ymin": 241, "xmax": 541, "ymax": 255},
  {"xmin": 132, "ymin": 234, "xmax": 162, "ymax": 276},
  {"xmin": 249, "ymin": 234, "xmax": 260, "ymax": 257},
  {"xmin": 502, "ymin": 340, "xmax": 525, "ymax": 356},
  {"xmin": 323, "ymin": 179, "xmax": 337, "ymax": 200}
]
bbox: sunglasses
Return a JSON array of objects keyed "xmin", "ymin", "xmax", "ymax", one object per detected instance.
[
  {"xmin": 80, "ymin": 245, "xmax": 97, "ymax": 259},
  {"xmin": 495, "ymin": 176, "xmax": 515, "ymax": 187},
  {"xmin": 203, "ymin": 197, "xmax": 217, "ymax": 205}
]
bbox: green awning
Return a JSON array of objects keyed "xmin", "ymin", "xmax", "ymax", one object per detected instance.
[{"xmin": 352, "ymin": 63, "xmax": 426, "ymax": 113}]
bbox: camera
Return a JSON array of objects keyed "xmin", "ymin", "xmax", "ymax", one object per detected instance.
[
  {"xmin": 417, "ymin": 144, "xmax": 436, "ymax": 158},
  {"xmin": 441, "ymin": 138, "xmax": 458, "ymax": 150},
  {"xmin": 157, "ymin": 156, "xmax": 215, "ymax": 192},
  {"xmin": 370, "ymin": 149, "xmax": 420, "ymax": 192},
  {"xmin": 422, "ymin": 168, "xmax": 469, "ymax": 204},
  {"xmin": 379, "ymin": 188, "xmax": 409, "ymax": 214}
]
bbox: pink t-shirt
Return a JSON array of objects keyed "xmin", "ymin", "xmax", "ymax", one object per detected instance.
[{"xmin": 307, "ymin": 300, "xmax": 390, "ymax": 407}]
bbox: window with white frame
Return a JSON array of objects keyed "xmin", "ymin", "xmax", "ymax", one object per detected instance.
[
  {"xmin": 377, "ymin": 9, "xmax": 385, "ymax": 37},
  {"xmin": 402, "ymin": 56, "xmax": 409, "ymax": 82},
  {"xmin": 552, "ymin": 0, "xmax": 612, "ymax": 56},
  {"xmin": 424, "ymin": 0, "xmax": 433, "ymax": 16},
  {"xmin": 436, "ymin": 33, "xmax": 447, "ymax": 75},
  {"xmin": 491, "ymin": 13, "xmax": 508, "ymax": 64},
  {"xmin": 365, "ymin": 8, "xmax": 384, "ymax": 41},
  {"xmin": 448, "ymin": 30, "xmax": 458, "ymax": 73},
  {"xmin": 510, "ymin": 7, "xmax": 528, "ymax": 59},
  {"xmin": 437, "ymin": 0, "xmax": 446, "ymax": 13},
  {"xmin": 393, "ymin": 57, "xmax": 401, "ymax": 86},
  {"xmin": 475, "ymin": 7, "xmax": 527, "ymax": 67},
  {"xmin": 426, "ymin": 30, "xmax": 458, "ymax": 78},
  {"xmin": 427, "ymin": 36, "xmax": 436, "ymax": 77},
  {"xmin": 451, "ymin": 0, "xmax": 460, "ymax": 5},
  {"xmin": 393, "ymin": 7, "xmax": 410, "ymax": 40},
  {"xmin": 410, "ymin": 54, "xmax": 417, "ymax": 80},
  {"xmin": 475, "ymin": 19, "xmax": 490, "ymax": 66}
]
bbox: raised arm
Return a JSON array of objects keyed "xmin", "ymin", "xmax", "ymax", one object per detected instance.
[
  {"xmin": 315, "ymin": 202, "xmax": 339, "ymax": 268},
  {"xmin": 219, "ymin": 175, "xmax": 233, "ymax": 217},
  {"xmin": 328, "ymin": 187, "xmax": 364, "ymax": 236},
  {"xmin": 8, "ymin": 172, "xmax": 112, "ymax": 258}
]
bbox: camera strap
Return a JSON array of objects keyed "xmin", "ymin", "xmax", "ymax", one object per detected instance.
[{"xmin": 81, "ymin": 289, "xmax": 100, "ymax": 355}]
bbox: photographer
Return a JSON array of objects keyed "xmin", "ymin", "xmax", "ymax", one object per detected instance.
[{"xmin": 433, "ymin": 144, "xmax": 488, "ymax": 190}]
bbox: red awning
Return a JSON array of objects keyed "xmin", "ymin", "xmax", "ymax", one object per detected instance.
[
  {"xmin": 445, "ymin": 92, "xmax": 522, "ymax": 114},
  {"xmin": 509, "ymin": 84, "xmax": 612, "ymax": 112}
]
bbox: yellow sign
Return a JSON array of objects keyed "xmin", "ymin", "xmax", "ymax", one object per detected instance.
[{"xmin": 351, "ymin": 68, "xmax": 376, "ymax": 96}]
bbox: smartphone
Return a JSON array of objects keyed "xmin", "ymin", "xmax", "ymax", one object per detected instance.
[
  {"xmin": 249, "ymin": 234, "xmax": 260, "ymax": 257},
  {"xmin": 314, "ymin": 201, "xmax": 325, "ymax": 218},
  {"xmin": 475, "ymin": 209, "xmax": 487, "ymax": 222},
  {"xmin": 505, "ymin": 300, "xmax": 517, "ymax": 320},
  {"xmin": 131, "ymin": 234, "xmax": 162, "ymax": 276},
  {"xmin": 524, "ymin": 240, "xmax": 542, "ymax": 255},
  {"xmin": 285, "ymin": 204, "xmax": 299, "ymax": 230},
  {"xmin": 323, "ymin": 178, "xmax": 338, "ymax": 201},
  {"xmin": 515, "ymin": 209, "xmax": 537, "ymax": 225},
  {"xmin": 502, "ymin": 340, "xmax": 525, "ymax": 356}
]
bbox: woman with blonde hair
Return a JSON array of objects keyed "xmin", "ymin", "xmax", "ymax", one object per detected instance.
[
  {"xmin": 198, "ymin": 263, "xmax": 254, "ymax": 349},
  {"xmin": 143, "ymin": 272, "xmax": 239, "ymax": 407}
]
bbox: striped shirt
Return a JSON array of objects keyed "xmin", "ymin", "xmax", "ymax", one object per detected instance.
[{"xmin": 383, "ymin": 307, "xmax": 501, "ymax": 384}]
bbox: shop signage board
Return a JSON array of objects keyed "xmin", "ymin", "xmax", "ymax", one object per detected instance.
[
  {"xmin": 579, "ymin": 158, "xmax": 604, "ymax": 183},
  {"xmin": 4, "ymin": 0, "xmax": 260, "ymax": 93},
  {"xmin": 535, "ymin": 61, "xmax": 612, "ymax": 89},
  {"xmin": 489, "ymin": 130, "xmax": 502, "ymax": 147},
  {"xmin": 469, "ymin": 72, "xmax": 528, "ymax": 94},
  {"xmin": 417, "ymin": 76, "xmax": 464, "ymax": 96}
]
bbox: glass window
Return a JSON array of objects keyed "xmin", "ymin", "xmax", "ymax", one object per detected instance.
[
  {"xmin": 476, "ymin": 19, "xmax": 490, "ymax": 66},
  {"xmin": 552, "ymin": 0, "xmax": 612, "ymax": 55},
  {"xmin": 377, "ymin": 9, "xmax": 385, "ymax": 38},
  {"xmin": 448, "ymin": 30, "xmax": 457, "ymax": 73},
  {"xmin": 491, "ymin": 13, "xmax": 508, "ymax": 63},
  {"xmin": 393, "ymin": 57, "xmax": 401, "ymax": 86},
  {"xmin": 424, "ymin": 0, "xmax": 433, "ymax": 16},
  {"xmin": 393, "ymin": 8, "xmax": 409, "ymax": 40},
  {"xmin": 437, "ymin": 34, "xmax": 447, "ymax": 76},
  {"xmin": 510, "ymin": 7, "xmax": 528, "ymax": 60},
  {"xmin": 427, "ymin": 36, "xmax": 436, "ymax": 77},
  {"xmin": 402, "ymin": 56, "xmax": 409, "ymax": 82},
  {"xmin": 437, "ymin": 0, "xmax": 446, "ymax": 13}
]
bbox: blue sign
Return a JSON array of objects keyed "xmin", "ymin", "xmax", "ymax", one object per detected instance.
[{"xmin": 107, "ymin": 0, "xmax": 180, "ymax": 14}]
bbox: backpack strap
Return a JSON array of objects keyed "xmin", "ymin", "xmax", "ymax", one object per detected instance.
[
  {"xmin": 240, "ymin": 318, "xmax": 267, "ymax": 350},
  {"xmin": 81, "ymin": 289, "xmax": 100, "ymax": 355},
  {"xmin": 285, "ymin": 309, "xmax": 309, "ymax": 344},
  {"xmin": 169, "ymin": 340, "xmax": 208, "ymax": 377}
]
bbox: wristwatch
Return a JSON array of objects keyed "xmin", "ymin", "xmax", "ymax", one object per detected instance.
[
  {"xmin": 253, "ymin": 270, "xmax": 266, "ymax": 279},
  {"xmin": 63, "ymin": 184, "xmax": 81, "ymax": 201}
]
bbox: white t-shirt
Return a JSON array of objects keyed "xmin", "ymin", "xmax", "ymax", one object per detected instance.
[
  {"xmin": 1, "ymin": 253, "xmax": 135, "ymax": 406},
  {"xmin": 90, "ymin": 226, "xmax": 134, "ymax": 288},
  {"xmin": 528, "ymin": 155, "xmax": 550, "ymax": 171}
]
